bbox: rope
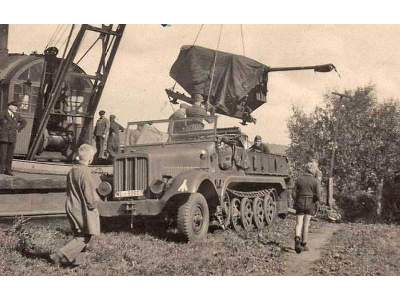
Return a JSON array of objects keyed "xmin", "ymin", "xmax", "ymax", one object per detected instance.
[
  {"xmin": 53, "ymin": 25, "xmax": 69, "ymax": 49},
  {"xmin": 206, "ymin": 25, "xmax": 223, "ymax": 103},
  {"xmin": 61, "ymin": 25, "xmax": 75, "ymax": 60},
  {"xmin": 45, "ymin": 24, "xmax": 62, "ymax": 50},
  {"xmin": 240, "ymin": 24, "xmax": 246, "ymax": 56},
  {"xmin": 192, "ymin": 24, "xmax": 204, "ymax": 45},
  {"xmin": 59, "ymin": 24, "xmax": 75, "ymax": 50}
]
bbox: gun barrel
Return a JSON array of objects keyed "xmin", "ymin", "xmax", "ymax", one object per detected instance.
[{"xmin": 269, "ymin": 64, "xmax": 336, "ymax": 73}]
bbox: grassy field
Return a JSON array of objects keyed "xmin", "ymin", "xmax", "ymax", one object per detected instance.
[
  {"xmin": 312, "ymin": 222, "xmax": 400, "ymax": 275},
  {"xmin": 1, "ymin": 216, "xmax": 399, "ymax": 276},
  {"xmin": 0, "ymin": 216, "xmax": 305, "ymax": 276}
]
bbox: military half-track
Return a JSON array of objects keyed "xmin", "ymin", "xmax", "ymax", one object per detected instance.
[{"xmin": 97, "ymin": 116, "xmax": 291, "ymax": 241}]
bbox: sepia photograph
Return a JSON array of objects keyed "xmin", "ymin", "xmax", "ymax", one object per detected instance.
[{"xmin": 0, "ymin": 3, "xmax": 399, "ymax": 293}]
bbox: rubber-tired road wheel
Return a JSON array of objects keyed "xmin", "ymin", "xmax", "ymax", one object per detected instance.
[
  {"xmin": 253, "ymin": 196, "xmax": 265, "ymax": 230},
  {"xmin": 177, "ymin": 193, "xmax": 209, "ymax": 242},
  {"xmin": 264, "ymin": 192, "xmax": 276, "ymax": 226},
  {"xmin": 240, "ymin": 197, "xmax": 254, "ymax": 232},
  {"xmin": 221, "ymin": 192, "xmax": 231, "ymax": 229},
  {"xmin": 230, "ymin": 197, "xmax": 242, "ymax": 232}
]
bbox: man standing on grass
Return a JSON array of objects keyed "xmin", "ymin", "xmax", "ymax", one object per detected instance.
[
  {"xmin": 50, "ymin": 144, "xmax": 101, "ymax": 267},
  {"xmin": 293, "ymin": 162, "xmax": 321, "ymax": 254}
]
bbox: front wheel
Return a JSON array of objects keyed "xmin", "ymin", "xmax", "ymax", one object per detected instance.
[{"xmin": 177, "ymin": 193, "xmax": 209, "ymax": 242}]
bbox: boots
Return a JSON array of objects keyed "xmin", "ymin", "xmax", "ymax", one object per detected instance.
[
  {"xmin": 294, "ymin": 236, "xmax": 302, "ymax": 254},
  {"xmin": 301, "ymin": 242, "xmax": 309, "ymax": 251}
]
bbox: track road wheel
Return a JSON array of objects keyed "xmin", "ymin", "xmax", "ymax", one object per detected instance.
[
  {"xmin": 230, "ymin": 198, "xmax": 242, "ymax": 232},
  {"xmin": 264, "ymin": 192, "xmax": 276, "ymax": 226},
  {"xmin": 253, "ymin": 196, "xmax": 265, "ymax": 230},
  {"xmin": 240, "ymin": 197, "xmax": 254, "ymax": 232},
  {"xmin": 220, "ymin": 192, "xmax": 231, "ymax": 229},
  {"xmin": 177, "ymin": 193, "xmax": 209, "ymax": 242}
]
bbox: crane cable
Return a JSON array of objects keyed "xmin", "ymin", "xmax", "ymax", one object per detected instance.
[
  {"xmin": 166, "ymin": 24, "xmax": 206, "ymax": 113},
  {"xmin": 44, "ymin": 24, "xmax": 62, "ymax": 51},
  {"xmin": 240, "ymin": 24, "xmax": 246, "ymax": 56},
  {"xmin": 206, "ymin": 25, "xmax": 223, "ymax": 104},
  {"xmin": 53, "ymin": 25, "xmax": 69, "ymax": 49}
]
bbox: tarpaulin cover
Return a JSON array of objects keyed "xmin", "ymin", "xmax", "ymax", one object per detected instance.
[{"xmin": 170, "ymin": 45, "xmax": 270, "ymax": 120}]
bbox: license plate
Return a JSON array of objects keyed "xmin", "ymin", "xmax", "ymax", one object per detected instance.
[{"xmin": 115, "ymin": 190, "xmax": 144, "ymax": 198}]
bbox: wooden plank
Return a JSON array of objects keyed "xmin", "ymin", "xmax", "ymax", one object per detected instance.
[
  {"xmin": 12, "ymin": 159, "xmax": 113, "ymax": 176},
  {"xmin": 0, "ymin": 192, "xmax": 66, "ymax": 217},
  {"xmin": 0, "ymin": 174, "xmax": 66, "ymax": 190}
]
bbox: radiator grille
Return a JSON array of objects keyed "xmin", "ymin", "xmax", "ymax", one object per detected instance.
[{"xmin": 114, "ymin": 157, "xmax": 148, "ymax": 192}]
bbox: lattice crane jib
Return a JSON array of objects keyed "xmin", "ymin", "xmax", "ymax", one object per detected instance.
[{"xmin": 26, "ymin": 24, "xmax": 126, "ymax": 161}]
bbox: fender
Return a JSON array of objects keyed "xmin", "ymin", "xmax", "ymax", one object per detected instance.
[{"xmin": 160, "ymin": 169, "xmax": 213, "ymax": 201}]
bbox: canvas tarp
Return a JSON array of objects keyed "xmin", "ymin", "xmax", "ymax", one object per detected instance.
[{"xmin": 170, "ymin": 45, "xmax": 270, "ymax": 121}]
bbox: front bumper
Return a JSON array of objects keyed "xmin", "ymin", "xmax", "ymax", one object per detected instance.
[{"xmin": 97, "ymin": 199, "xmax": 165, "ymax": 217}]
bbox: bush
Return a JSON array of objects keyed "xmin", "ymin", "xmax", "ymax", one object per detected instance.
[{"xmin": 335, "ymin": 191, "xmax": 378, "ymax": 223}]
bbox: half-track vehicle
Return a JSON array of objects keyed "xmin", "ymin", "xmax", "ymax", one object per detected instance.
[{"xmin": 97, "ymin": 116, "xmax": 291, "ymax": 241}]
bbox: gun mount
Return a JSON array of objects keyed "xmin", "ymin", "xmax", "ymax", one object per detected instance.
[{"xmin": 168, "ymin": 45, "xmax": 338, "ymax": 125}]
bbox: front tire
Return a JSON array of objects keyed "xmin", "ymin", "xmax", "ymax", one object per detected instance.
[{"xmin": 177, "ymin": 193, "xmax": 209, "ymax": 242}]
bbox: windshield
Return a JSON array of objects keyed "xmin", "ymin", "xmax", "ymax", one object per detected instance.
[{"xmin": 124, "ymin": 117, "xmax": 217, "ymax": 146}]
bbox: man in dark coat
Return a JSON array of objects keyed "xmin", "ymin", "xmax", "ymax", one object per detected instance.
[
  {"xmin": 0, "ymin": 101, "xmax": 27, "ymax": 175},
  {"xmin": 249, "ymin": 135, "xmax": 271, "ymax": 154},
  {"xmin": 107, "ymin": 115, "xmax": 124, "ymax": 161},
  {"xmin": 293, "ymin": 162, "xmax": 321, "ymax": 253},
  {"xmin": 93, "ymin": 110, "xmax": 110, "ymax": 160},
  {"xmin": 50, "ymin": 144, "xmax": 100, "ymax": 267}
]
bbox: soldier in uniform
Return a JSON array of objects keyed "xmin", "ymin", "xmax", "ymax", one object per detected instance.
[
  {"xmin": 0, "ymin": 100, "xmax": 27, "ymax": 176},
  {"xmin": 185, "ymin": 94, "xmax": 209, "ymax": 131},
  {"xmin": 249, "ymin": 135, "xmax": 271, "ymax": 154},
  {"xmin": 93, "ymin": 110, "xmax": 110, "ymax": 160},
  {"xmin": 217, "ymin": 137, "xmax": 233, "ymax": 170},
  {"xmin": 107, "ymin": 115, "xmax": 124, "ymax": 161},
  {"xmin": 168, "ymin": 103, "xmax": 187, "ymax": 133},
  {"xmin": 50, "ymin": 144, "xmax": 100, "ymax": 267},
  {"xmin": 293, "ymin": 162, "xmax": 321, "ymax": 253}
]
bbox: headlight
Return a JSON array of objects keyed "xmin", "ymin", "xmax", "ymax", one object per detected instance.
[{"xmin": 98, "ymin": 181, "xmax": 112, "ymax": 197}]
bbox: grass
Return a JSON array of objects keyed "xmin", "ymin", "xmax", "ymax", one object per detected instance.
[
  {"xmin": 0, "ymin": 216, "xmax": 303, "ymax": 276},
  {"xmin": 312, "ymin": 222, "xmax": 400, "ymax": 275},
  {"xmin": 2, "ymin": 216, "xmax": 398, "ymax": 276}
]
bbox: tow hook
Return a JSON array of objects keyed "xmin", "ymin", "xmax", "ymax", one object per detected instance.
[
  {"xmin": 124, "ymin": 203, "xmax": 137, "ymax": 214},
  {"xmin": 124, "ymin": 203, "xmax": 137, "ymax": 229}
]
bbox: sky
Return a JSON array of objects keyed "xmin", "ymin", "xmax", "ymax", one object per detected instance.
[{"xmin": 7, "ymin": 24, "xmax": 400, "ymax": 145}]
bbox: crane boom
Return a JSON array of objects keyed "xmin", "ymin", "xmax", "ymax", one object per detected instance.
[{"xmin": 26, "ymin": 24, "xmax": 125, "ymax": 160}]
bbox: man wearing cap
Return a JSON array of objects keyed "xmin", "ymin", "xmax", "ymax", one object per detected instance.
[
  {"xmin": 0, "ymin": 101, "xmax": 27, "ymax": 175},
  {"xmin": 249, "ymin": 135, "xmax": 271, "ymax": 154},
  {"xmin": 107, "ymin": 115, "xmax": 124, "ymax": 161},
  {"xmin": 93, "ymin": 110, "xmax": 110, "ymax": 160},
  {"xmin": 185, "ymin": 94, "xmax": 211, "ymax": 131}
]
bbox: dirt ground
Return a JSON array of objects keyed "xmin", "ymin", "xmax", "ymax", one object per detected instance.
[{"xmin": 0, "ymin": 216, "xmax": 398, "ymax": 276}]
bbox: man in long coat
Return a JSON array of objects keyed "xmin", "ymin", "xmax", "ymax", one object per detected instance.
[
  {"xmin": 0, "ymin": 101, "xmax": 27, "ymax": 175},
  {"xmin": 50, "ymin": 144, "xmax": 100, "ymax": 266}
]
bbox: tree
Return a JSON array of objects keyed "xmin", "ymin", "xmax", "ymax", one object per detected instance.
[{"xmin": 287, "ymin": 85, "xmax": 400, "ymax": 193}]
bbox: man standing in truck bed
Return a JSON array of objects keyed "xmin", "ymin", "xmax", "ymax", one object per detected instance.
[
  {"xmin": 94, "ymin": 110, "xmax": 110, "ymax": 161},
  {"xmin": 107, "ymin": 114, "xmax": 124, "ymax": 161}
]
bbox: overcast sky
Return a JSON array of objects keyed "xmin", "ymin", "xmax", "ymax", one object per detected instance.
[{"xmin": 8, "ymin": 24, "xmax": 400, "ymax": 145}]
